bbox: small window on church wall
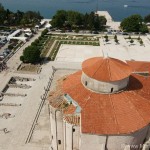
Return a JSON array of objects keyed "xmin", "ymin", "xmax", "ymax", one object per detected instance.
[
  {"xmin": 58, "ymin": 140, "xmax": 61, "ymax": 145},
  {"xmin": 73, "ymin": 128, "xmax": 75, "ymax": 132},
  {"xmin": 85, "ymin": 81, "xmax": 88, "ymax": 86},
  {"xmin": 111, "ymin": 88, "xmax": 113, "ymax": 93}
]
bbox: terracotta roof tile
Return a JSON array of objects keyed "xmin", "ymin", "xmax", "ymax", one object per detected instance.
[
  {"xmin": 82, "ymin": 57, "xmax": 132, "ymax": 81},
  {"xmin": 64, "ymin": 115, "xmax": 80, "ymax": 126},
  {"xmin": 63, "ymin": 104, "xmax": 76, "ymax": 115},
  {"xmin": 127, "ymin": 60, "xmax": 150, "ymax": 72},
  {"xmin": 48, "ymin": 59, "xmax": 150, "ymax": 135},
  {"xmin": 61, "ymin": 69, "xmax": 150, "ymax": 134}
]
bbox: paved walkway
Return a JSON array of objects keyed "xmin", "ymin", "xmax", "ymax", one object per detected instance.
[{"xmin": 7, "ymin": 31, "xmax": 42, "ymax": 72}]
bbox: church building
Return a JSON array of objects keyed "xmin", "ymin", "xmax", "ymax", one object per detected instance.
[{"xmin": 49, "ymin": 57, "xmax": 150, "ymax": 150}]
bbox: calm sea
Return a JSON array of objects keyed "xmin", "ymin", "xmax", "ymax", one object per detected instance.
[{"xmin": 0, "ymin": 0, "xmax": 150, "ymax": 21}]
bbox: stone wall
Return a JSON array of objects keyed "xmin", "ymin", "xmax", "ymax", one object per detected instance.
[
  {"xmin": 81, "ymin": 72, "xmax": 129, "ymax": 93},
  {"xmin": 80, "ymin": 126, "xmax": 149, "ymax": 150},
  {"xmin": 50, "ymin": 105, "xmax": 64, "ymax": 150}
]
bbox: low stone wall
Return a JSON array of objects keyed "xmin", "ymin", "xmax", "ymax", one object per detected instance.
[
  {"xmin": 8, "ymin": 83, "xmax": 31, "ymax": 89},
  {"xmin": 2, "ymin": 92, "xmax": 27, "ymax": 97},
  {"xmin": 12, "ymin": 76, "xmax": 35, "ymax": 82},
  {"xmin": 0, "ymin": 103, "xmax": 21, "ymax": 106}
]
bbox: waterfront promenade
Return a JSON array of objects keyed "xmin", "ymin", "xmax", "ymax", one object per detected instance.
[{"xmin": 97, "ymin": 11, "xmax": 121, "ymax": 31}]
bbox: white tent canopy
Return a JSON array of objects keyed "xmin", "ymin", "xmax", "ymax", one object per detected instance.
[
  {"xmin": 7, "ymin": 29, "xmax": 21, "ymax": 41},
  {"xmin": 45, "ymin": 23, "xmax": 52, "ymax": 28},
  {"xmin": 24, "ymin": 28, "xmax": 32, "ymax": 33}
]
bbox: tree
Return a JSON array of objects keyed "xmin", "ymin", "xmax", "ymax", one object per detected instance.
[
  {"xmin": 20, "ymin": 46, "xmax": 41, "ymax": 63},
  {"xmin": 41, "ymin": 29, "xmax": 48, "ymax": 36},
  {"xmin": 140, "ymin": 40, "xmax": 143, "ymax": 45},
  {"xmin": 67, "ymin": 10, "xmax": 83, "ymax": 28},
  {"xmin": 104, "ymin": 35, "xmax": 109, "ymax": 42},
  {"xmin": 0, "ymin": 3, "xmax": 6, "ymax": 24},
  {"xmin": 114, "ymin": 35, "xmax": 118, "ymax": 43},
  {"xmin": 128, "ymin": 36, "xmax": 131, "ymax": 39},
  {"xmin": 144, "ymin": 14, "xmax": 150, "ymax": 23},
  {"xmin": 50, "ymin": 10, "xmax": 107, "ymax": 31},
  {"xmin": 15, "ymin": 10, "xmax": 24, "ymax": 25},
  {"xmin": 83, "ymin": 13, "xmax": 89, "ymax": 29},
  {"xmin": 87, "ymin": 12, "xmax": 95, "ymax": 30},
  {"xmin": 31, "ymin": 39, "xmax": 39, "ymax": 46},
  {"xmin": 140, "ymin": 24, "xmax": 149, "ymax": 33},
  {"xmin": 121, "ymin": 14, "xmax": 145, "ymax": 32},
  {"xmin": 75, "ymin": 28, "xmax": 79, "ymax": 33},
  {"xmin": 115, "ymin": 38, "xmax": 119, "ymax": 43},
  {"xmin": 51, "ymin": 10, "xmax": 67, "ymax": 28},
  {"xmin": 0, "ymin": 3, "xmax": 43, "ymax": 26},
  {"xmin": 20, "ymin": 11, "xmax": 42, "ymax": 27},
  {"xmin": 105, "ymin": 38, "xmax": 109, "ymax": 42},
  {"xmin": 20, "ymin": 56, "xmax": 24, "ymax": 62},
  {"xmin": 137, "ymin": 36, "xmax": 141, "ymax": 40},
  {"xmin": 98, "ymin": 16, "xmax": 107, "ymax": 30},
  {"xmin": 0, "ymin": 3, "xmax": 4, "ymax": 12},
  {"xmin": 130, "ymin": 39, "xmax": 134, "ymax": 44},
  {"xmin": 114, "ymin": 35, "xmax": 117, "ymax": 39},
  {"xmin": 8, "ymin": 44, "xmax": 14, "ymax": 50},
  {"xmin": 104, "ymin": 34, "xmax": 108, "ymax": 39}
]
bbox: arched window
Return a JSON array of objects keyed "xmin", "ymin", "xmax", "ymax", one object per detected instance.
[
  {"xmin": 111, "ymin": 88, "xmax": 113, "ymax": 93},
  {"xmin": 58, "ymin": 140, "xmax": 61, "ymax": 145},
  {"xmin": 85, "ymin": 81, "xmax": 88, "ymax": 86}
]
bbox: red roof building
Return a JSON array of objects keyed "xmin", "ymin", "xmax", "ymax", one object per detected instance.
[{"xmin": 49, "ymin": 57, "xmax": 150, "ymax": 150}]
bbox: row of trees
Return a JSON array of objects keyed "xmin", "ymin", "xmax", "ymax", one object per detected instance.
[
  {"xmin": 0, "ymin": 3, "xmax": 43, "ymax": 26},
  {"xmin": 120, "ymin": 14, "xmax": 149, "ymax": 33},
  {"xmin": 51, "ymin": 10, "xmax": 107, "ymax": 31},
  {"xmin": 144, "ymin": 14, "xmax": 150, "ymax": 23},
  {"xmin": 20, "ymin": 29, "xmax": 48, "ymax": 63}
]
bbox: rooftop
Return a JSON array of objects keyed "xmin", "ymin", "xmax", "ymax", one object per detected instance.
[
  {"xmin": 82, "ymin": 57, "xmax": 132, "ymax": 82},
  {"xmin": 62, "ymin": 70, "xmax": 150, "ymax": 135},
  {"xmin": 49, "ymin": 59, "xmax": 150, "ymax": 135}
]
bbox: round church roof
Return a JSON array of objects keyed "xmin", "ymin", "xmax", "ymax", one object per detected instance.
[
  {"xmin": 82, "ymin": 57, "xmax": 132, "ymax": 82},
  {"xmin": 62, "ymin": 71, "xmax": 150, "ymax": 135},
  {"xmin": 49, "ymin": 58, "xmax": 150, "ymax": 135}
]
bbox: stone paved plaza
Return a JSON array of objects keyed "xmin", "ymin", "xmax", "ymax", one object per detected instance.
[
  {"xmin": 56, "ymin": 35, "xmax": 150, "ymax": 63},
  {"xmin": 56, "ymin": 44, "xmax": 103, "ymax": 62}
]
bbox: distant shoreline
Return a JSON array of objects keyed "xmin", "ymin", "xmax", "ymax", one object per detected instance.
[{"xmin": 1, "ymin": 0, "xmax": 150, "ymax": 21}]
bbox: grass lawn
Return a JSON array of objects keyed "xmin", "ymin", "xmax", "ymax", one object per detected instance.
[{"xmin": 41, "ymin": 37, "xmax": 55, "ymax": 58}]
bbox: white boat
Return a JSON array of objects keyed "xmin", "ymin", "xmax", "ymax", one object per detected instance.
[{"xmin": 124, "ymin": 5, "xmax": 128, "ymax": 8}]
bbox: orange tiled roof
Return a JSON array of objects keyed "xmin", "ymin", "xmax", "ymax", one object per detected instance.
[
  {"xmin": 82, "ymin": 57, "xmax": 132, "ymax": 81},
  {"xmin": 64, "ymin": 115, "xmax": 80, "ymax": 126},
  {"xmin": 62, "ymin": 69, "xmax": 150, "ymax": 134},
  {"xmin": 127, "ymin": 60, "xmax": 150, "ymax": 72},
  {"xmin": 63, "ymin": 104, "xmax": 76, "ymax": 115}
]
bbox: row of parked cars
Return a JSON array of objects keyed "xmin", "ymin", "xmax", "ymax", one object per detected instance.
[
  {"xmin": 0, "ymin": 38, "xmax": 7, "ymax": 49},
  {"xmin": 0, "ymin": 38, "xmax": 11, "ymax": 61},
  {"xmin": 0, "ymin": 48, "xmax": 11, "ymax": 61}
]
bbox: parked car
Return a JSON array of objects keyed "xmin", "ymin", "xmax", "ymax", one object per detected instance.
[
  {"xmin": 122, "ymin": 32, "xmax": 129, "ymax": 35},
  {"xmin": 107, "ymin": 31, "xmax": 112, "ymax": 35},
  {"xmin": 0, "ymin": 55, "xmax": 4, "ymax": 59},
  {"xmin": 93, "ymin": 31, "xmax": 99, "ymax": 34},
  {"xmin": 4, "ymin": 49, "xmax": 11, "ymax": 54},
  {"xmin": 3, "ymin": 52, "xmax": 8, "ymax": 57}
]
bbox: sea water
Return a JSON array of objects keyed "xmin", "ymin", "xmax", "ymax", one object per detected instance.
[{"xmin": 0, "ymin": 0, "xmax": 150, "ymax": 21}]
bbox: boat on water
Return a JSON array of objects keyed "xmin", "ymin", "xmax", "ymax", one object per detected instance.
[{"xmin": 124, "ymin": 5, "xmax": 128, "ymax": 8}]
